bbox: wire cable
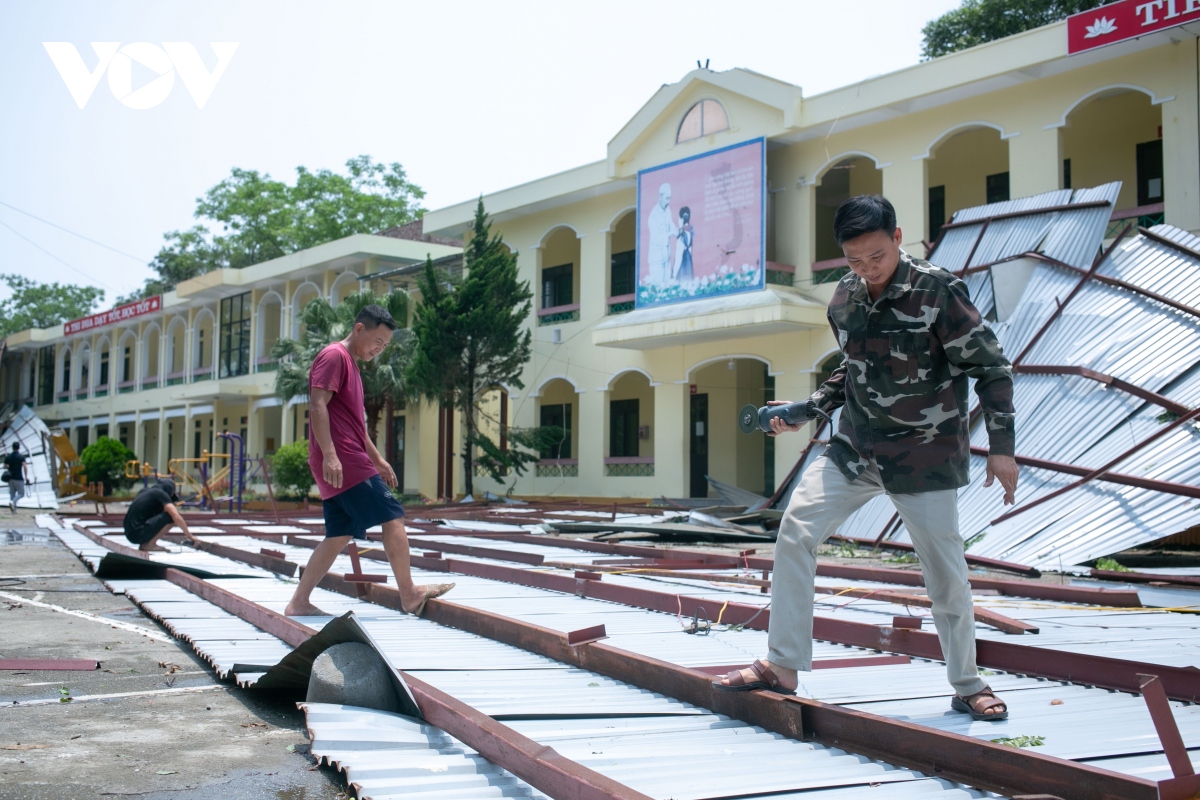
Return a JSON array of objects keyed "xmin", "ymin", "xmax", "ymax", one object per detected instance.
[
  {"xmin": 0, "ymin": 217, "xmax": 119, "ymax": 292},
  {"xmin": 0, "ymin": 200, "xmax": 147, "ymax": 264}
]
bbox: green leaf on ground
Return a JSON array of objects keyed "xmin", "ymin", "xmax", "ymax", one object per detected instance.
[
  {"xmin": 156, "ymin": 770, "xmax": 176, "ymax": 775},
  {"xmin": 991, "ymin": 735, "xmax": 1045, "ymax": 748}
]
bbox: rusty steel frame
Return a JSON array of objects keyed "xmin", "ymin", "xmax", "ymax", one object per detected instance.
[
  {"xmin": 72, "ymin": 528, "xmax": 1169, "ymax": 799},
  {"xmin": 1139, "ymin": 225, "xmax": 1200, "ymax": 263},
  {"xmin": 160, "ymin": 567, "xmax": 655, "ymax": 800},
  {"xmin": 308, "ymin": 570, "xmax": 1155, "ymax": 800},
  {"xmin": 993, "ymin": 405, "xmax": 1200, "ymax": 524},
  {"xmin": 969, "ymin": 446, "xmax": 1200, "ymax": 501},
  {"xmin": 1012, "ymin": 364, "xmax": 1190, "ymax": 417},
  {"xmin": 261, "ymin": 534, "xmax": 1198, "ymax": 703},
  {"xmin": 398, "ymin": 529, "xmax": 1141, "ymax": 607}
]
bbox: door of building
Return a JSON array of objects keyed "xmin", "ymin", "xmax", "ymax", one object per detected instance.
[
  {"xmin": 689, "ymin": 393, "xmax": 709, "ymax": 498},
  {"xmin": 392, "ymin": 415, "xmax": 405, "ymax": 493},
  {"xmin": 1136, "ymin": 139, "xmax": 1164, "ymax": 207}
]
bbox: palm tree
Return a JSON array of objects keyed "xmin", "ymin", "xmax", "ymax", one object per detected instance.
[{"xmin": 272, "ymin": 289, "xmax": 411, "ymax": 441}]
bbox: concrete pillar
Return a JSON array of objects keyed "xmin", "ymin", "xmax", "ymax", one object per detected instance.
[
  {"xmin": 653, "ymin": 381, "xmax": 687, "ymax": 498},
  {"xmin": 247, "ymin": 400, "xmax": 260, "ymax": 460},
  {"xmin": 1009, "ymin": 127, "xmax": 1062, "ymax": 200},
  {"xmin": 884, "ymin": 158, "xmax": 929, "ymax": 253},
  {"xmin": 156, "ymin": 416, "xmax": 169, "ymax": 476},
  {"xmin": 281, "ymin": 402, "xmax": 295, "ymax": 448},
  {"xmin": 133, "ymin": 411, "xmax": 144, "ymax": 467},
  {"xmin": 1162, "ymin": 43, "xmax": 1200, "ymax": 232},
  {"xmin": 793, "ymin": 182, "xmax": 816, "ymax": 287},
  {"xmin": 581, "ymin": 226, "xmax": 606, "ymax": 322},
  {"xmin": 577, "ymin": 387, "xmax": 603, "ymax": 495}
]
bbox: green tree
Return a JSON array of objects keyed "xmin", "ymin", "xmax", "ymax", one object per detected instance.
[
  {"xmin": 271, "ymin": 439, "xmax": 315, "ymax": 499},
  {"xmin": 921, "ymin": 0, "xmax": 1118, "ymax": 59},
  {"xmin": 0, "ymin": 274, "xmax": 105, "ymax": 339},
  {"xmin": 78, "ymin": 436, "xmax": 136, "ymax": 494},
  {"xmin": 272, "ymin": 289, "xmax": 412, "ymax": 442},
  {"xmin": 407, "ymin": 199, "xmax": 544, "ymax": 496},
  {"xmin": 120, "ymin": 156, "xmax": 424, "ymax": 302}
]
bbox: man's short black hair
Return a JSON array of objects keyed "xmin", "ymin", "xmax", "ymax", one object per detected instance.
[
  {"xmin": 833, "ymin": 195, "xmax": 898, "ymax": 245},
  {"xmin": 10, "ymin": 443, "xmax": 18, "ymax": 451},
  {"xmin": 354, "ymin": 304, "xmax": 397, "ymax": 332}
]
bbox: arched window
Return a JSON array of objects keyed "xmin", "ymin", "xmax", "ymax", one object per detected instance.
[{"xmin": 677, "ymin": 99, "xmax": 729, "ymax": 143}]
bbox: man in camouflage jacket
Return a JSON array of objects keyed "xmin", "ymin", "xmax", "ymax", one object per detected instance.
[{"xmin": 716, "ymin": 195, "xmax": 1018, "ymax": 721}]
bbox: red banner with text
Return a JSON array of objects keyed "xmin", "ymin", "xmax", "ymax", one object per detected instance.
[
  {"xmin": 1068, "ymin": 0, "xmax": 1200, "ymax": 54},
  {"xmin": 64, "ymin": 295, "xmax": 161, "ymax": 336}
]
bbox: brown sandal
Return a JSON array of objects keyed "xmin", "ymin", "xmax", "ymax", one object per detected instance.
[
  {"xmin": 712, "ymin": 659, "xmax": 796, "ymax": 696},
  {"xmin": 951, "ymin": 686, "xmax": 1008, "ymax": 720}
]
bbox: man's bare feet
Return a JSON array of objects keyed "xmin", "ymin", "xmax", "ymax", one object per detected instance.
[
  {"xmin": 284, "ymin": 601, "xmax": 329, "ymax": 617},
  {"xmin": 717, "ymin": 659, "xmax": 799, "ymax": 692},
  {"xmin": 138, "ymin": 543, "xmax": 168, "ymax": 552},
  {"xmin": 401, "ymin": 583, "xmax": 455, "ymax": 616}
]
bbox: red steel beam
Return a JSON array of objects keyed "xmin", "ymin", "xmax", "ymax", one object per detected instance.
[
  {"xmin": 1013, "ymin": 364, "xmax": 1190, "ymax": 417},
  {"xmin": 1139, "ymin": 226, "xmax": 1200, "ymax": 263},
  {"xmin": 111, "ymin": 533, "xmax": 1161, "ymax": 799},
  {"xmin": 405, "ymin": 530, "xmax": 1139, "ymax": 607},
  {"xmin": 970, "ymin": 446, "xmax": 1200, "ymax": 500},
  {"xmin": 306, "ymin": 569, "xmax": 1154, "ymax": 800},
  {"xmin": 993, "ymin": 405, "xmax": 1200, "ymax": 524},
  {"xmin": 1012, "ymin": 226, "xmax": 1133, "ymax": 366},
  {"xmin": 1021, "ymin": 250, "xmax": 1200, "ymax": 322},
  {"xmin": 160, "ymin": 568, "xmax": 654, "ymax": 800},
  {"xmin": 280, "ymin": 539, "xmax": 1189, "ymax": 703}
]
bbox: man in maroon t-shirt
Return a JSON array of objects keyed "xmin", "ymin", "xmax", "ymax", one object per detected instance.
[{"xmin": 284, "ymin": 304, "xmax": 453, "ymax": 617}]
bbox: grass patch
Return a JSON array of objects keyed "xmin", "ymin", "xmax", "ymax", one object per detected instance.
[
  {"xmin": 1094, "ymin": 557, "xmax": 1130, "ymax": 572},
  {"xmin": 990, "ymin": 735, "xmax": 1045, "ymax": 748},
  {"xmin": 883, "ymin": 553, "xmax": 919, "ymax": 564}
]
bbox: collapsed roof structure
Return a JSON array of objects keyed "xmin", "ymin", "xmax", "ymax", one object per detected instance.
[
  {"xmin": 0, "ymin": 403, "xmax": 59, "ymax": 510},
  {"xmin": 778, "ymin": 183, "xmax": 1200, "ymax": 571}
]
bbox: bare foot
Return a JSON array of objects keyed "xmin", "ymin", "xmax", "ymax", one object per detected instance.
[
  {"xmin": 284, "ymin": 601, "xmax": 329, "ymax": 616},
  {"xmin": 717, "ymin": 659, "xmax": 799, "ymax": 692},
  {"xmin": 138, "ymin": 543, "xmax": 168, "ymax": 552},
  {"xmin": 401, "ymin": 583, "xmax": 455, "ymax": 615}
]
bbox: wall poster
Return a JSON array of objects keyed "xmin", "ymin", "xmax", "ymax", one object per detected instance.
[{"xmin": 635, "ymin": 137, "xmax": 765, "ymax": 309}]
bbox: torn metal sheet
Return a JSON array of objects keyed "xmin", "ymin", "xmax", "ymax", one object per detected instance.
[{"xmin": 0, "ymin": 405, "xmax": 58, "ymax": 509}]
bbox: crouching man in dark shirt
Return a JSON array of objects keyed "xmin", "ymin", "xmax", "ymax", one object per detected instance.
[{"xmin": 123, "ymin": 478, "xmax": 197, "ymax": 551}]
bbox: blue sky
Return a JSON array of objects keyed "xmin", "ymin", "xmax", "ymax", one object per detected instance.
[{"xmin": 0, "ymin": 0, "xmax": 960, "ymax": 304}]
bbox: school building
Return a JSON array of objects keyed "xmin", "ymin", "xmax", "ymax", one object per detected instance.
[{"xmin": 0, "ymin": 8, "xmax": 1192, "ymax": 501}]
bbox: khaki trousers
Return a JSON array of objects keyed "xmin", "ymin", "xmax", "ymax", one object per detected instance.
[{"xmin": 767, "ymin": 453, "xmax": 987, "ymax": 697}]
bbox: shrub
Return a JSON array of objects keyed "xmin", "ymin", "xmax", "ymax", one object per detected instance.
[
  {"xmin": 272, "ymin": 440, "xmax": 315, "ymax": 499},
  {"xmin": 79, "ymin": 437, "xmax": 136, "ymax": 494}
]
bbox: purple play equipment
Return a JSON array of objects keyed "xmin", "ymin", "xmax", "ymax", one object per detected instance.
[{"xmin": 214, "ymin": 431, "xmax": 248, "ymax": 513}]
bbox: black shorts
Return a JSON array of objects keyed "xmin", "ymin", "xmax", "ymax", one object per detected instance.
[
  {"xmin": 323, "ymin": 475, "xmax": 405, "ymax": 540},
  {"xmin": 124, "ymin": 512, "xmax": 172, "ymax": 545}
]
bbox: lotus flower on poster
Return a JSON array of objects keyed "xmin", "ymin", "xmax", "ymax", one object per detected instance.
[{"xmin": 1083, "ymin": 16, "xmax": 1117, "ymax": 38}]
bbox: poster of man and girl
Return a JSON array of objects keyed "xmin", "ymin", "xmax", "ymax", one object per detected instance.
[{"xmin": 636, "ymin": 137, "xmax": 766, "ymax": 309}]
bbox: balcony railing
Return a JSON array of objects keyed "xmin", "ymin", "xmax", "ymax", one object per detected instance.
[
  {"xmin": 56, "ymin": 391, "xmax": 69, "ymax": 404},
  {"xmin": 74, "ymin": 390, "xmax": 88, "ymax": 400},
  {"xmin": 118, "ymin": 380, "xmax": 136, "ymax": 395},
  {"xmin": 538, "ymin": 303, "xmax": 580, "ymax": 326},
  {"xmin": 765, "ymin": 261, "xmax": 796, "ymax": 287},
  {"xmin": 94, "ymin": 385, "xmax": 108, "ymax": 398},
  {"xmin": 536, "ymin": 458, "xmax": 578, "ymax": 477},
  {"xmin": 192, "ymin": 367, "xmax": 213, "ymax": 383},
  {"xmin": 604, "ymin": 456, "xmax": 654, "ymax": 477},
  {"xmin": 141, "ymin": 377, "xmax": 159, "ymax": 390},
  {"xmin": 255, "ymin": 356, "xmax": 279, "ymax": 373},
  {"xmin": 1105, "ymin": 202, "xmax": 1165, "ymax": 239},
  {"xmin": 606, "ymin": 294, "xmax": 635, "ymax": 315},
  {"xmin": 812, "ymin": 257, "xmax": 850, "ymax": 285},
  {"xmin": 165, "ymin": 371, "xmax": 186, "ymax": 386}
]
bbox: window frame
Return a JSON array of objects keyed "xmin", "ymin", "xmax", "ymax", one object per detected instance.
[{"xmin": 609, "ymin": 398, "xmax": 640, "ymax": 458}]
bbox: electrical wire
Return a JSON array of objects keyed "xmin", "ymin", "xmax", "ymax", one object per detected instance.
[
  {"xmin": 0, "ymin": 217, "xmax": 119, "ymax": 292},
  {"xmin": 0, "ymin": 200, "xmax": 147, "ymax": 264}
]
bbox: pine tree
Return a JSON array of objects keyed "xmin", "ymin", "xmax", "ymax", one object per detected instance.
[{"xmin": 408, "ymin": 199, "xmax": 549, "ymax": 496}]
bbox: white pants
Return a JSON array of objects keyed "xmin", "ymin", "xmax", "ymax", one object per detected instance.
[{"xmin": 767, "ymin": 453, "xmax": 986, "ymax": 697}]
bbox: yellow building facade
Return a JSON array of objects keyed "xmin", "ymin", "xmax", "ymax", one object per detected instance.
[{"xmin": 0, "ymin": 16, "xmax": 1192, "ymax": 502}]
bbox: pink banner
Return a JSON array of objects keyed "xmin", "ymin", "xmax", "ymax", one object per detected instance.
[
  {"xmin": 1068, "ymin": 0, "xmax": 1200, "ymax": 54},
  {"xmin": 64, "ymin": 295, "xmax": 161, "ymax": 335},
  {"xmin": 636, "ymin": 138, "xmax": 765, "ymax": 308}
]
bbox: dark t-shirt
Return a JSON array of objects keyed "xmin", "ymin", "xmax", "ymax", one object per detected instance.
[
  {"xmin": 124, "ymin": 487, "xmax": 172, "ymax": 532},
  {"xmin": 4, "ymin": 452, "xmax": 27, "ymax": 480}
]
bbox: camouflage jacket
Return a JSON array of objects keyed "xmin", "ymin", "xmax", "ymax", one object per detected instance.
[{"xmin": 813, "ymin": 251, "xmax": 1015, "ymax": 494}]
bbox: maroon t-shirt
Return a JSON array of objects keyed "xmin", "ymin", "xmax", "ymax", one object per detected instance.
[{"xmin": 308, "ymin": 342, "xmax": 377, "ymax": 500}]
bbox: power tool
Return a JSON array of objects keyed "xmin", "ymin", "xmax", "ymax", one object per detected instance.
[{"xmin": 738, "ymin": 400, "xmax": 831, "ymax": 434}]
